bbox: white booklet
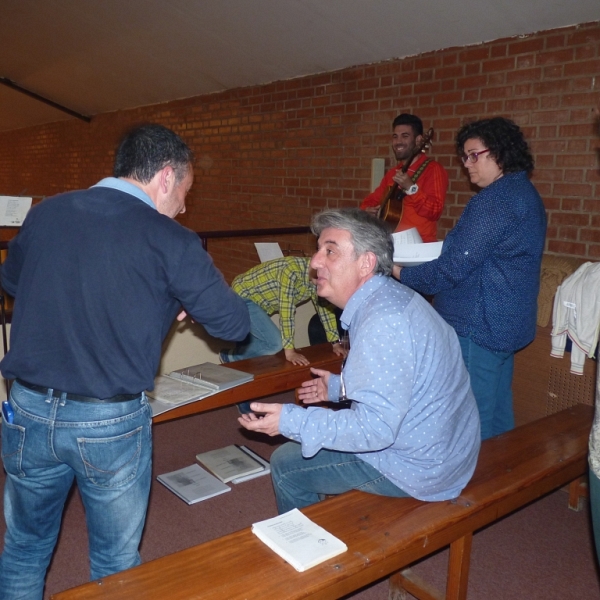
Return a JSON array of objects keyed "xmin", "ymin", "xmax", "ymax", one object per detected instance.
[
  {"xmin": 196, "ymin": 444, "xmax": 266, "ymax": 483},
  {"xmin": 392, "ymin": 227, "xmax": 443, "ymax": 267},
  {"xmin": 252, "ymin": 508, "xmax": 348, "ymax": 572},
  {"xmin": 156, "ymin": 464, "xmax": 231, "ymax": 504},
  {"xmin": 147, "ymin": 362, "xmax": 254, "ymax": 417}
]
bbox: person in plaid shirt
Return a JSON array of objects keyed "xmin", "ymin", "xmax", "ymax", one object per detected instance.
[
  {"xmin": 221, "ymin": 256, "xmax": 347, "ymax": 413},
  {"xmin": 221, "ymin": 256, "xmax": 345, "ymax": 361}
]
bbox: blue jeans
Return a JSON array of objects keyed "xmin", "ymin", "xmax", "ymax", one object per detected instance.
[
  {"xmin": 271, "ymin": 442, "xmax": 410, "ymax": 514},
  {"xmin": 458, "ymin": 335, "xmax": 514, "ymax": 440},
  {"xmin": 590, "ymin": 467, "xmax": 600, "ymax": 566},
  {"xmin": 0, "ymin": 381, "xmax": 152, "ymax": 600},
  {"xmin": 221, "ymin": 298, "xmax": 282, "ymax": 413},
  {"xmin": 221, "ymin": 298, "xmax": 282, "ymax": 362}
]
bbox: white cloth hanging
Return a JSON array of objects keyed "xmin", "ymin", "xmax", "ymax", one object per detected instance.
[{"xmin": 550, "ymin": 261, "xmax": 600, "ymax": 375}]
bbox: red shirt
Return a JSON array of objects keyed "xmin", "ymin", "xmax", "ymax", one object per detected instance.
[{"xmin": 360, "ymin": 154, "xmax": 448, "ymax": 242}]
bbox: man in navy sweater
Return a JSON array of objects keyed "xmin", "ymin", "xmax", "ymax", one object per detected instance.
[{"xmin": 0, "ymin": 124, "xmax": 249, "ymax": 599}]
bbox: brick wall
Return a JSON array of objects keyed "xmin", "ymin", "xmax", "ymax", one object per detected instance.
[{"xmin": 0, "ymin": 21, "xmax": 598, "ymax": 280}]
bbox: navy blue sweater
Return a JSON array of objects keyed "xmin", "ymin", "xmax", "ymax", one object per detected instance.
[
  {"xmin": 401, "ymin": 171, "xmax": 546, "ymax": 353},
  {"xmin": 1, "ymin": 185, "xmax": 249, "ymax": 398}
]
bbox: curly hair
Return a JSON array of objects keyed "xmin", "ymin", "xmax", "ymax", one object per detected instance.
[{"xmin": 456, "ymin": 117, "xmax": 534, "ymax": 174}]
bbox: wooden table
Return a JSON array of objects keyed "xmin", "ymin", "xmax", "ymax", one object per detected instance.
[{"xmin": 152, "ymin": 343, "xmax": 344, "ymax": 423}]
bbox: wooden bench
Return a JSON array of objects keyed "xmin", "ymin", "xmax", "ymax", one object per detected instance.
[
  {"xmin": 153, "ymin": 342, "xmax": 344, "ymax": 423},
  {"xmin": 51, "ymin": 403, "xmax": 593, "ymax": 600}
]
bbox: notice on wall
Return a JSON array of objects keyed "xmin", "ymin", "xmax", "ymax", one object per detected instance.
[{"xmin": 0, "ymin": 196, "xmax": 32, "ymax": 226}]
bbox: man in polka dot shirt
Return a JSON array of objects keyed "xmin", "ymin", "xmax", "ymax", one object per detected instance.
[{"xmin": 239, "ymin": 208, "xmax": 481, "ymax": 513}]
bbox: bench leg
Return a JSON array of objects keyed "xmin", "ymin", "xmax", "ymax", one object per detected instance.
[
  {"xmin": 388, "ymin": 533, "xmax": 473, "ymax": 600},
  {"xmin": 568, "ymin": 476, "xmax": 588, "ymax": 512},
  {"xmin": 446, "ymin": 533, "xmax": 472, "ymax": 600},
  {"xmin": 389, "ymin": 568, "xmax": 443, "ymax": 600}
]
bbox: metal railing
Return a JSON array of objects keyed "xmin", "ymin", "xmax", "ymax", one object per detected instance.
[{"xmin": 195, "ymin": 226, "xmax": 311, "ymax": 251}]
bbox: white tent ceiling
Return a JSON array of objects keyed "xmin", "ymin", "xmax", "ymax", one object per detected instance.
[{"xmin": 1, "ymin": 0, "xmax": 598, "ymax": 132}]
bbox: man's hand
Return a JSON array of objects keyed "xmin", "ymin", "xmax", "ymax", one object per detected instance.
[
  {"xmin": 331, "ymin": 342, "xmax": 348, "ymax": 359},
  {"xmin": 392, "ymin": 265, "xmax": 402, "ymax": 280},
  {"xmin": 238, "ymin": 403, "xmax": 282, "ymax": 436},
  {"xmin": 284, "ymin": 348, "xmax": 310, "ymax": 366},
  {"xmin": 297, "ymin": 367, "xmax": 331, "ymax": 404},
  {"xmin": 364, "ymin": 206, "xmax": 380, "ymax": 217},
  {"xmin": 392, "ymin": 171, "xmax": 413, "ymax": 191}
]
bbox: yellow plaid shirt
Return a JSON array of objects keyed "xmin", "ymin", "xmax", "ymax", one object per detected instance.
[{"xmin": 232, "ymin": 256, "xmax": 339, "ymax": 349}]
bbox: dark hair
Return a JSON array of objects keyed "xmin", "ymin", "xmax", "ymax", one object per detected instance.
[
  {"xmin": 392, "ymin": 113, "xmax": 424, "ymax": 137},
  {"xmin": 113, "ymin": 124, "xmax": 194, "ymax": 184},
  {"xmin": 311, "ymin": 208, "xmax": 394, "ymax": 276},
  {"xmin": 456, "ymin": 117, "xmax": 534, "ymax": 174}
]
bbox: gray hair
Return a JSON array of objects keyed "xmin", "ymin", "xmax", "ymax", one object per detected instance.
[{"xmin": 311, "ymin": 208, "xmax": 394, "ymax": 276}]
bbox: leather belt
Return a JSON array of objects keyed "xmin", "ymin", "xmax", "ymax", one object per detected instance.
[{"xmin": 16, "ymin": 379, "xmax": 141, "ymax": 404}]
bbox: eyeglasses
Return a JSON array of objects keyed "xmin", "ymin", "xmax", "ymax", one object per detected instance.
[{"xmin": 461, "ymin": 149, "xmax": 490, "ymax": 164}]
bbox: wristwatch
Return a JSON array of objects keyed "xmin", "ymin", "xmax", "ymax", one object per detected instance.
[{"xmin": 405, "ymin": 184, "xmax": 419, "ymax": 195}]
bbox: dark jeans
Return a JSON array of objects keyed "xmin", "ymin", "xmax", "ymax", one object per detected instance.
[{"xmin": 307, "ymin": 308, "xmax": 343, "ymax": 345}]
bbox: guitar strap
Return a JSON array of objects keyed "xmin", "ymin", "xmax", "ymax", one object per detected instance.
[
  {"xmin": 392, "ymin": 158, "xmax": 432, "ymax": 200},
  {"xmin": 410, "ymin": 158, "xmax": 432, "ymax": 183}
]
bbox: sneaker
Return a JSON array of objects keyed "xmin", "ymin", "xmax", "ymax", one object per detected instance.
[{"xmin": 219, "ymin": 349, "xmax": 230, "ymax": 364}]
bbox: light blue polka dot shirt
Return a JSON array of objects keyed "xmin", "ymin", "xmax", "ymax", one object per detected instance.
[{"xmin": 279, "ymin": 275, "xmax": 481, "ymax": 502}]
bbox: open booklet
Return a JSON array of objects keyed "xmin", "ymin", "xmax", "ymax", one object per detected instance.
[
  {"xmin": 252, "ymin": 508, "xmax": 348, "ymax": 572},
  {"xmin": 196, "ymin": 444, "xmax": 269, "ymax": 483},
  {"xmin": 147, "ymin": 362, "xmax": 254, "ymax": 417},
  {"xmin": 392, "ymin": 228, "xmax": 443, "ymax": 266}
]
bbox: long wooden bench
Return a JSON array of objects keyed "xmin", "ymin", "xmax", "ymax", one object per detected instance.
[
  {"xmin": 51, "ymin": 403, "xmax": 593, "ymax": 600},
  {"xmin": 153, "ymin": 342, "xmax": 344, "ymax": 423}
]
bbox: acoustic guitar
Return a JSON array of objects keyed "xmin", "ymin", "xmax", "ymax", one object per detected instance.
[{"xmin": 377, "ymin": 128, "xmax": 434, "ymax": 229}]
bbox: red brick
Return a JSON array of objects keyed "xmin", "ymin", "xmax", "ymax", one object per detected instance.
[
  {"xmin": 509, "ymin": 38, "xmax": 545, "ymax": 55},
  {"xmin": 506, "ymin": 67, "xmax": 542, "ymax": 83},
  {"xmin": 589, "ymin": 244, "xmax": 600, "ymax": 259},
  {"xmin": 547, "ymin": 240, "xmax": 587, "ymax": 256},
  {"xmin": 491, "ymin": 44, "xmax": 507, "ymax": 58},
  {"xmin": 486, "ymin": 100, "xmax": 504, "ymax": 113},
  {"xmin": 536, "ymin": 48, "xmax": 575, "ymax": 65},
  {"xmin": 550, "ymin": 212, "xmax": 590, "ymax": 226},
  {"xmin": 580, "ymin": 229, "xmax": 600, "ymax": 243},
  {"xmin": 558, "ymin": 226, "xmax": 580, "ymax": 240},
  {"xmin": 459, "ymin": 47, "xmax": 490, "ymax": 62},
  {"xmin": 480, "ymin": 86, "xmax": 513, "ymax": 99},
  {"xmin": 565, "ymin": 59, "xmax": 600, "ymax": 76},
  {"xmin": 482, "ymin": 57, "xmax": 516, "ymax": 72},
  {"xmin": 465, "ymin": 63, "xmax": 481, "ymax": 76},
  {"xmin": 545, "ymin": 34, "xmax": 567, "ymax": 49},
  {"xmin": 505, "ymin": 98, "xmax": 540, "ymax": 111}
]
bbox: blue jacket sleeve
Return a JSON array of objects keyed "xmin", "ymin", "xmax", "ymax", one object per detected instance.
[
  {"xmin": 170, "ymin": 236, "xmax": 250, "ymax": 342},
  {"xmin": 401, "ymin": 185, "xmax": 512, "ymax": 296}
]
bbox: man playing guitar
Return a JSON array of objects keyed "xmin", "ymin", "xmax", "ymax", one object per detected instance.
[{"xmin": 360, "ymin": 113, "xmax": 448, "ymax": 242}]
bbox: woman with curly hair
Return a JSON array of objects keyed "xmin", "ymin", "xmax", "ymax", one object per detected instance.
[{"xmin": 396, "ymin": 117, "xmax": 547, "ymax": 440}]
